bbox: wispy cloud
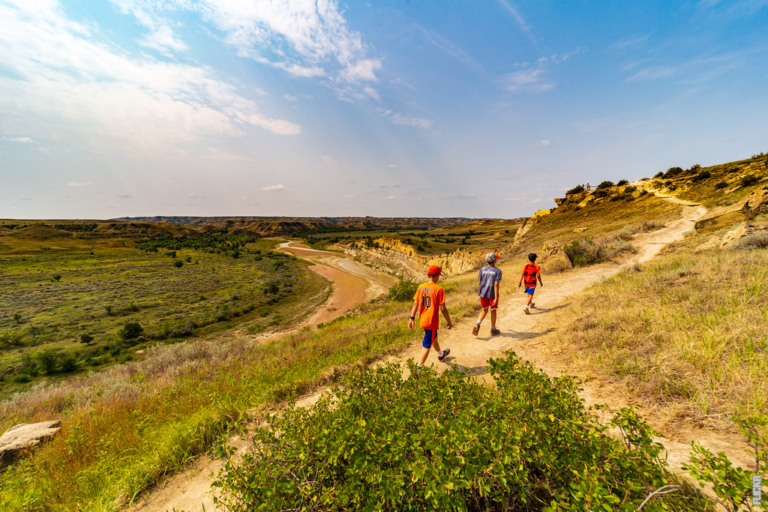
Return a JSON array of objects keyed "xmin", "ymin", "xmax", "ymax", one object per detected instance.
[
  {"xmin": 494, "ymin": 0, "xmax": 537, "ymax": 47},
  {"xmin": 500, "ymin": 68, "xmax": 553, "ymax": 94},
  {"xmin": 614, "ymin": 33, "xmax": 652, "ymax": 50},
  {"xmin": 321, "ymin": 155, "xmax": 337, "ymax": 165},
  {"xmin": 204, "ymin": 148, "xmax": 252, "ymax": 161},
  {"xmin": 363, "ymin": 87, "xmax": 380, "ymax": 101},
  {"xmin": 377, "ymin": 108, "xmax": 432, "ymax": 129},
  {"xmin": 1, "ymin": 136, "xmax": 33, "ymax": 143},
  {"xmin": 283, "ymin": 94, "xmax": 298, "ymax": 102},
  {"xmin": 388, "ymin": 164, "xmax": 398, "ymax": 168},
  {"xmin": 525, "ymin": 139, "xmax": 551, "ymax": 148},
  {"xmin": 0, "ymin": 0, "xmax": 301, "ymax": 155},
  {"xmin": 68, "ymin": 182, "xmax": 92, "ymax": 187},
  {"xmin": 382, "ymin": 195, "xmax": 395, "ymax": 200},
  {"xmin": 414, "ymin": 24, "xmax": 482, "ymax": 72},
  {"xmin": 262, "ymin": 184, "xmax": 286, "ymax": 191},
  {"xmin": 112, "ymin": 0, "xmax": 380, "ymax": 85}
]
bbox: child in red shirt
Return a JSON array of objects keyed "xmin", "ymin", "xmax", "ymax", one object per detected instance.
[{"xmin": 518, "ymin": 253, "xmax": 543, "ymax": 314}]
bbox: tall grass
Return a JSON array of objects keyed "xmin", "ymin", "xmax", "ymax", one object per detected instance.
[
  {"xmin": 0, "ymin": 282, "xmax": 478, "ymax": 510},
  {"xmin": 559, "ymin": 246, "xmax": 768, "ymax": 422}
]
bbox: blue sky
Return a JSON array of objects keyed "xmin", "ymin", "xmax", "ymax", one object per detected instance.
[{"xmin": 1, "ymin": 0, "xmax": 767, "ymax": 219}]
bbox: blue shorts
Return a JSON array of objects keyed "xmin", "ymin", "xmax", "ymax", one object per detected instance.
[
  {"xmin": 422, "ymin": 329, "xmax": 437, "ymax": 348},
  {"xmin": 524, "ymin": 287, "xmax": 536, "ymax": 295}
]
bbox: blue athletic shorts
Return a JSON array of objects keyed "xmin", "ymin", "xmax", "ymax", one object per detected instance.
[
  {"xmin": 422, "ymin": 329, "xmax": 437, "ymax": 348},
  {"xmin": 524, "ymin": 287, "xmax": 536, "ymax": 295}
]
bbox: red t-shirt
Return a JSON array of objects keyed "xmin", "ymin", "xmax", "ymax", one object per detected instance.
[
  {"xmin": 522, "ymin": 263, "xmax": 541, "ymax": 287},
  {"xmin": 413, "ymin": 282, "xmax": 445, "ymax": 330}
]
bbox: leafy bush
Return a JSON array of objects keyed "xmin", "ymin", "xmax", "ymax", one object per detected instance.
[
  {"xmin": 0, "ymin": 329, "xmax": 23, "ymax": 347},
  {"xmin": 741, "ymin": 175, "xmax": 759, "ymax": 187},
  {"xmin": 714, "ymin": 181, "xmax": 728, "ymax": 189},
  {"xmin": 79, "ymin": 334, "xmax": 94, "ymax": 344},
  {"xmin": 52, "ymin": 275, "xmax": 62, "ymax": 282},
  {"xmin": 59, "ymin": 355, "xmax": 79, "ymax": 373},
  {"xmin": 664, "ymin": 167, "xmax": 683, "ymax": 178},
  {"xmin": 213, "ymin": 354, "xmax": 705, "ymax": 511},
  {"xmin": 654, "ymin": 171, "xmax": 664, "ymax": 178},
  {"xmin": 624, "ymin": 185, "xmax": 637, "ymax": 193},
  {"xmin": 174, "ymin": 260, "xmax": 184, "ymax": 268},
  {"xmin": 692, "ymin": 170, "xmax": 711, "ymax": 182},
  {"xmin": 689, "ymin": 164, "xmax": 702, "ymax": 172},
  {"xmin": 104, "ymin": 305, "xmax": 113, "ymax": 316},
  {"xmin": 272, "ymin": 260, "xmax": 285, "ymax": 270},
  {"xmin": 596, "ymin": 180, "xmax": 614, "ymax": 190},
  {"xmin": 117, "ymin": 322, "xmax": 143, "ymax": 341},
  {"xmin": 12, "ymin": 374, "xmax": 31, "ymax": 383},
  {"xmin": 34, "ymin": 349, "xmax": 59, "ymax": 374},
  {"xmin": 13, "ymin": 313, "xmax": 21, "ymax": 324},
  {"xmin": 617, "ymin": 179, "xmax": 629, "ymax": 186},
  {"xmin": 566, "ymin": 184, "xmax": 584, "ymax": 195},
  {"xmin": 388, "ymin": 279, "xmax": 418, "ymax": 301}
]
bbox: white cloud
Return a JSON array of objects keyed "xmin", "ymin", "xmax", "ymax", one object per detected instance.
[
  {"xmin": 500, "ymin": 68, "xmax": 554, "ymax": 94},
  {"xmin": 377, "ymin": 108, "xmax": 432, "ymax": 129},
  {"xmin": 383, "ymin": 195, "xmax": 395, "ymax": 200},
  {"xmin": 68, "ymin": 182, "xmax": 92, "ymax": 187},
  {"xmin": 1, "ymin": 136, "xmax": 33, "ymax": 143},
  {"xmin": 363, "ymin": 86, "xmax": 380, "ymax": 101},
  {"xmin": 138, "ymin": 25, "xmax": 188, "ymax": 56},
  {"xmin": 526, "ymin": 139, "xmax": 551, "ymax": 148},
  {"xmin": 0, "ymin": 0, "xmax": 300, "ymax": 155},
  {"xmin": 284, "ymin": 94, "xmax": 298, "ymax": 101},
  {"xmin": 388, "ymin": 164, "xmax": 398, "ymax": 168},
  {"xmin": 625, "ymin": 66, "xmax": 677, "ymax": 82},
  {"xmin": 321, "ymin": 155, "xmax": 337, "ymax": 165},
  {"xmin": 262, "ymin": 184, "xmax": 286, "ymax": 191},
  {"xmin": 112, "ymin": 0, "xmax": 380, "ymax": 84}
]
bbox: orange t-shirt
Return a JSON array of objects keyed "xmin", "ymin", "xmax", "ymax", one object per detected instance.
[{"xmin": 413, "ymin": 282, "xmax": 445, "ymax": 330}]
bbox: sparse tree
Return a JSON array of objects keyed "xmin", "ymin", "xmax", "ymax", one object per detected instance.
[
  {"xmin": 118, "ymin": 322, "xmax": 143, "ymax": 341},
  {"xmin": 174, "ymin": 260, "xmax": 184, "ymax": 268},
  {"xmin": 79, "ymin": 333, "xmax": 94, "ymax": 344},
  {"xmin": 596, "ymin": 181, "xmax": 614, "ymax": 190},
  {"xmin": 52, "ymin": 275, "xmax": 62, "ymax": 282},
  {"xmin": 13, "ymin": 313, "xmax": 21, "ymax": 324},
  {"xmin": 105, "ymin": 305, "xmax": 113, "ymax": 316},
  {"xmin": 0, "ymin": 330, "xmax": 23, "ymax": 347}
]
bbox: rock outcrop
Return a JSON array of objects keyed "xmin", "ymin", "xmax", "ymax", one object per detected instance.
[
  {"xmin": 541, "ymin": 240, "xmax": 572, "ymax": 273},
  {"xmin": 695, "ymin": 185, "xmax": 768, "ymax": 232},
  {"xmin": 0, "ymin": 420, "xmax": 61, "ymax": 468},
  {"xmin": 337, "ymin": 238, "xmax": 487, "ymax": 280}
]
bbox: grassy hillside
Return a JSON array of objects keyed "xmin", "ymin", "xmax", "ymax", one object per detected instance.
[{"xmin": 0, "ymin": 235, "xmax": 325, "ymax": 397}]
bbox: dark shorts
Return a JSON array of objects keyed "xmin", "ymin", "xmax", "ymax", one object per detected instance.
[
  {"xmin": 480, "ymin": 297, "xmax": 498, "ymax": 310},
  {"xmin": 524, "ymin": 287, "xmax": 536, "ymax": 295},
  {"xmin": 422, "ymin": 329, "xmax": 437, "ymax": 349}
]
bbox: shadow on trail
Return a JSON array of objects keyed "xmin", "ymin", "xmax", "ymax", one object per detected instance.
[
  {"xmin": 444, "ymin": 359, "xmax": 488, "ymax": 377},
  {"xmin": 476, "ymin": 327, "xmax": 555, "ymax": 342},
  {"xmin": 528, "ymin": 303, "xmax": 571, "ymax": 314}
]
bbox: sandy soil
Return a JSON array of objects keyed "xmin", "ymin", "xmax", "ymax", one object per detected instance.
[{"xmin": 127, "ymin": 202, "xmax": 753, "ymax": 511}]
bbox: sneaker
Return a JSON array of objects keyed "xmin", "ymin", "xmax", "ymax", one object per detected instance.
[
  {"xmin": 438, "ymin": 348, "xmax": 451, "ymax": 362},
  {"xmin": 530, "ymin": 302, "xmax": 535, "ymax": 309},
  {"xmin": 524, "ymin": 306, "xmax": 530, "ymax": 315},
  {"xmin": 472, "ymin": 325, "xmax": 479, "ymax": 336},
  {"xmin": 490, "ymin": 327, "xmax": 501, "ymax": 336}
]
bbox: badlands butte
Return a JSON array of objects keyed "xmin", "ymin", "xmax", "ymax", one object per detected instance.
[{"xmin": 1, "ymin": 152, "xmax": 768, "ymax": 511}]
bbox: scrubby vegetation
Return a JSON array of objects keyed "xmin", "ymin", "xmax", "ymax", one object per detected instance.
[
  {"xmin": 388, "ymin": 279, "xmax": 418, "ymax": 301},
  {"xmin": 0, "ymin": 237, "xmax": 309, "ymax": 393},
  {"xmin": 213, "ymin": 355, "xmax": 708, "ymax": 511}
]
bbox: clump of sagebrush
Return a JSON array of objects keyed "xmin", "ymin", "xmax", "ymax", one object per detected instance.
[
  {"xmin": 388, "ymin": 279, "xmax": 418, "ymax": 301},
  {"xmin": 735, "ymin": 231, "xmax": 768, "ymax": 250},
  {"xmin": 212, "ymin": 354, "xmax": 708, "ymax": 511}
]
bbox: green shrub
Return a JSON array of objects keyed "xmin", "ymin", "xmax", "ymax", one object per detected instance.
[
  {"xmin": 52, "ymin": 275, "xmax": 62, "ymax": 282},
  {"xmin": 79, "ymin": 334, "xmax": 94, "ymax": 344},
  {"xmin": 13, "ymin": 313, "xmax": 21, "ymax": 324},
  {"xmin": 566, "ymin": 184, "xmax": 585, "ymax": 195},
  {"xmin": 715, "ymin": 181, "xmax": 728, "ymax": 189},
  {"xmin": 654, "ymin": 171, "xmax": 664, "ymax": 178},
  {"xmin": 117, "ymin": 322, "xmax": 143, "ymax": 341},
  {"xmin": 741, "ymin": 175, "xmax": 759, "ymax": 187},
  {"xmin": 596, "ymin": 180, "xmax": 614, "ymax": 190},
  {"xmin": 272, "ymin": 260, "xmax": 285, "ymax": 270},
  {"xmin": 34, "ymin": 349, "xmax": 59, "ymax": 374},
  {"xmin": 664, "ymin": 167, "xmax": 683, "ymax": 178},
  {"xmin": 213, "ymin": 354, "xmax": 705, "ymax": 511},
  {"xmin": 692, "ymin": 170, "xmax": 711, "ymax": 182},
  {"xmin": 388, "ymin": 280, "xmax": 418, "ymax": 301},
  {"xmin": 59, "ymin": 355, "xmax": 79, "ymax": 373},
  {"xmin": 0, "ymin": 330, "xmax": 23, "ymax": 347},
  {"xmin": 104, "ymin": 305, "xmax": 113, "ymax": 316},
  {"xmin": 624, "ymin": 185, "xmax": 637, "ymax": 193},
  {"xmin": 736, "ymin": 231, "xmax": 768, "ymax": 250},
  {"xmin": 12, "ymin": 374, "xmax": 31, "ymax": 383},
  {"xmin": 174, "ymin": 260, "xmax": 184, "ymax": 268},
  {"xmin": 617, "ymin": 179, "xmax": 629, "ymax": 186}
]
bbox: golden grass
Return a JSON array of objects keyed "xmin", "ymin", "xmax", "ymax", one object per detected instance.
[{"xmin": 558, "ymin": 244, "xmax": 768, "ymax": 422}]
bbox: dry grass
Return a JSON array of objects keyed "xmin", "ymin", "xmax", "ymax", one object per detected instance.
[{"xmin": 558, "ymin": 245, "xmax": 768, "ymax": 423}]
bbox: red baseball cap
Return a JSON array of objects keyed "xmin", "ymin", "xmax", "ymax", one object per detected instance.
[{"xmin": 427, "ymin": 264, "xmax": 444, "ymax": 276}]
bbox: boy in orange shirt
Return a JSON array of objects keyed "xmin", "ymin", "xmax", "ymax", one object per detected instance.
[{"xmin": 408, "ymin": 265, "xmax": 453, "ymax": 366}]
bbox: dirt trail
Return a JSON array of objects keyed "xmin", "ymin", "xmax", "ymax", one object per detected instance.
[{"xmin": 128, "ymin": 200, "xmax": 751, "ymax": 511}]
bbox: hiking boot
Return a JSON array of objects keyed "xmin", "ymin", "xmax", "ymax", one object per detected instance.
[
  {"xmin": 490, "ymin": 327, "xmax": 501, "ymax": 336},
  {"xmin": 472, "ymin": 325, "xmax": 479, "ymax": 336},
  {"xmin": 524, "ymin": 306, "xmax": 530, "ymax": 315},
  {"xmin": 438, "ymin": 348, "xmax": 450, "ymax": 362}
]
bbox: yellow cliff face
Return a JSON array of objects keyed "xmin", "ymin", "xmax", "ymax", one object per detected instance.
[{"xmin": 335, "ymin": 237, "xmax": 487, "ymax": 280}]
